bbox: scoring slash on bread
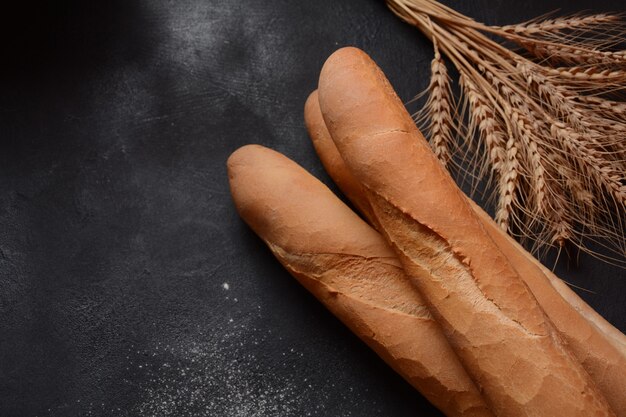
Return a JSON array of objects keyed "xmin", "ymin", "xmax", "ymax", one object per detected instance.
[
  {"xmin": 306, "ymin": 88, "xmax": 626, "ymax": 416},
  {"xmin": 228, "ymin": 144, "xmax": 493, "ymax": 417},
  {"xmin": 317, "ymin": 47, "xmax": 617, "ymax": 416}
]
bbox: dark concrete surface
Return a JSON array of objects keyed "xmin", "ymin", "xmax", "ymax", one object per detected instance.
[{"xmin": 0, "ymin": 1, "xmax": 624, "ymax": 416}]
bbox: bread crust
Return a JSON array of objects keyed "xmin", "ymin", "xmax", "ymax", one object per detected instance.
[
  {"xmin": 306, "ymin": 88, "xmax": 626, "ymax": 416},
  {"xmin": 318, "ymin": 47, "xmax": 616, "ymax": 417},
  {"xmin": 228, "ymin": 144, "xmax": 493, "ymax": 417}
]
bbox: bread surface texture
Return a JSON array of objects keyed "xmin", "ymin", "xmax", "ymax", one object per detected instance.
[
  {"xmin": 306, "ymin": 88, "xmax": 626, "ymax": 416},
  {"xmin": 228, "ymin": 144, "xmax": 493, "ymax": 417},
  {"xmin": 318, "ymin": 46, "xmax": 616, "ymax": 417}
]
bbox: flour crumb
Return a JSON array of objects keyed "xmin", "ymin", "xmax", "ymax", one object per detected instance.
[{"xmin": 222, "ymin": 282, "xmax": 230, "ymax": 290}]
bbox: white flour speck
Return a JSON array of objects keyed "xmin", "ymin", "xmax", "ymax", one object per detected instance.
[
  {"xmin": 222, "ymin": 282, "xmax": 230, "ymax": 290},
  {"xmin": 128, "ymin": 320, "xmax": 304, "ymax": 417}
]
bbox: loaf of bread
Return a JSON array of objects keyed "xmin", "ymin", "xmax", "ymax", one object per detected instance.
[
  {"xmin": 318, "ymin": 47, "xmax": 616, "ymax": 416},
  {"xmin": 306, "ymin": 89, "xmax": 626, "ymax": 416},
  {"xmin": 228, "ymin": 144, "xmax": 494, "ymax": 417}
]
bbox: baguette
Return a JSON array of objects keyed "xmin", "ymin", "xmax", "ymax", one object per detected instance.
[
  {"xmin": 318, "ymin": 47, "xmax": 616, "ymax": 417},
  {"xmin": 305, "ymin": 89, "xmax": 626, "ymax": 416},
  {"xmin": 228, "ymin": 144, "xmax": 494, "ymax": 417}
]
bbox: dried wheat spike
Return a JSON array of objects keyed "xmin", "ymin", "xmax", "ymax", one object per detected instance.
[
  {"xmin": 422, "ymin": 44, "xmax": 456, "ymax": 167},
  {"xmin": 499, "ymin": 14, "xmax": 620, "ymax": 36},
  {"xmin": 459, "ymin": 73, "xmax": 506, "ymax": 174},
  {"xmin": 496, "ymin": 133, "xmax": 520, "ymax": 233},
  {"xmin": 575, "ymin": 95, "xmax": 626, "ymax": 116},
  {"xmin": 521, "ymin": 42, "xmax": 626, "ymax": 66},
  {"xmin": 387, "ymin": 0, "xmax": 626, "ymax": 266},
  {"xmin": 545, "ymin": 66, "xmax": 626, "ymax": 83}
]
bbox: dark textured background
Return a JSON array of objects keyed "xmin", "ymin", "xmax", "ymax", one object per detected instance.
[{"xmin": 0, "ymin": 1, "xmax": 624, "ymax": 416}]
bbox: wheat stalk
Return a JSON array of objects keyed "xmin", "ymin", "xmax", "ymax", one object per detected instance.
[{"xmin": 386, "ymin": 0, "xmax": 626, "ymax": 267}]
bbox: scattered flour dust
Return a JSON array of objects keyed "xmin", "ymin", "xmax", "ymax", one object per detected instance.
[
  {"xmin": 130, "ymin": 321, "xmax": 304, "ymax": 417},
  {"xmin": 38, "ymin": 315, "xmax": 365, "ymax": 417}
]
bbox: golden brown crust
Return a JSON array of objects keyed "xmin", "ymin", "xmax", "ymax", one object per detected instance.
[
  {"xmin": 305, "ymin": 90, "xmax": 376, "ymax": 224},
  {"xmin": 228, "ymin": 144, "xmax": 388, "ymax": 259},
  {"xmin": 306, "ymin": 83, "xmax": 626, "ymax": 416},
  {"xmin": 539, "ymin": 266, "xmax": 626, "ymax": 354},
  {"xmin": 228, "ymin": 144, "xmax": 493, "ymax": 417},
  {"xmin": 318, "ymin": 46, "xmax": 615, "ymax": 416},
  {"xmin": 469, "ymin": 201, "xmax": 626, "ymax": 416}
]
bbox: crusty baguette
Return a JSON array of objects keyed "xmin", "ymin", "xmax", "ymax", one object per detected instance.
[
  {"xmin": 228, "ymin": 144, "xmax": 494, "ymax": 417},
  {"xmin": 318, "ymin": 47, "xmax": 616, "ymax": 417},
  {"xmin": 305, "ymin": 89, "xmax": 626, "ymax": 416}
]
